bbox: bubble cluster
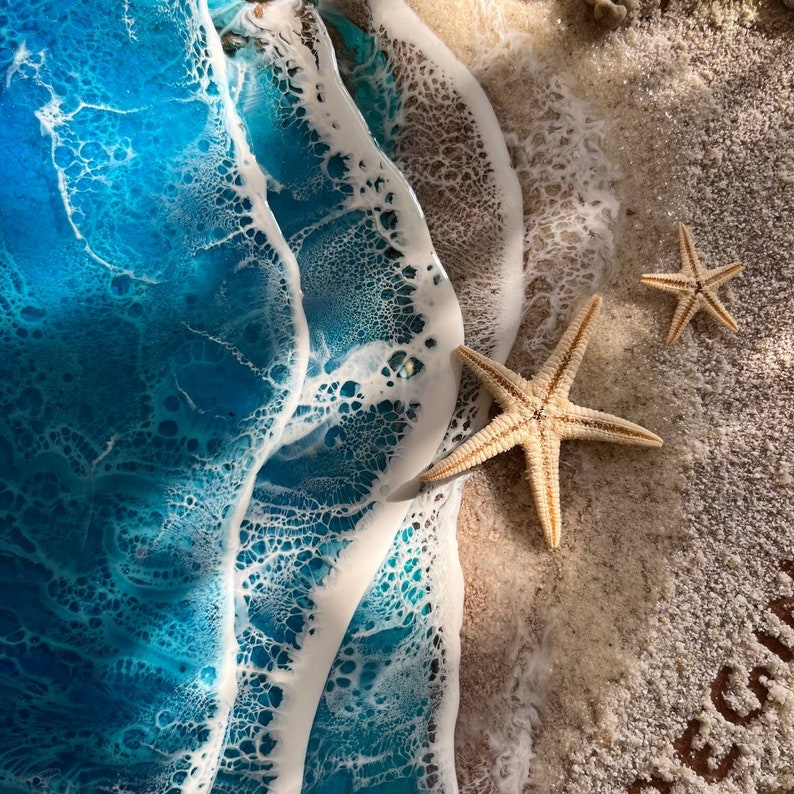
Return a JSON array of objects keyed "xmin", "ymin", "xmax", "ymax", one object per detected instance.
[
  {"xmin": 344, "ymin": 9, "xmax": 524, "ymax": 360},
  {"xmin": 206, "ymin": 2, "xmax": 462, "ymax": 789}
]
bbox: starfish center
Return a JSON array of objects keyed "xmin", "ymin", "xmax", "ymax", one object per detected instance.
[{"xmin": 419, "ymin": 296, "xmax": 664, "ymax": 547}]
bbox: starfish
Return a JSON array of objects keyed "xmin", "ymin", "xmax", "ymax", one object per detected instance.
[
  {"xmin": 641, "ymin": 222, "xmax": 743, "ymax": 344},
  {"xmin": 421, "ymin": 295, "xmax": 662, "ymax": 548}
]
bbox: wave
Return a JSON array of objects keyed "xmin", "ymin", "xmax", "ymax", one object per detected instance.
[
  {"xmin": 0, "ymin": 1, "xmax": 306, "ymax": 790},
  {"xmin": 0, "ymin": 0, "xmax": 528, "ymax": 791},
  {"xmin": 204, "ymin": 3, "xmax": 462, "ymax": 790}
]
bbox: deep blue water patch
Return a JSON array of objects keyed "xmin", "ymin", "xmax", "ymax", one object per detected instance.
[{"xmin": 0, "ymin": 0, "xmax": 301, "ymax": 790}]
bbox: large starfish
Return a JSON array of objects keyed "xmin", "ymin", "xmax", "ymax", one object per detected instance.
[
  {"xmin": 641, "ymin": 222, "xmax": 743, "ymax": 344},
  {"xmin": 421, "ymin": 295, "xmax": 662, "ymax": 548}
]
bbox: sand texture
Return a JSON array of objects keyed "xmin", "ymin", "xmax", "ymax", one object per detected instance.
[{"xmin": 403, "ymin": 1, "xmax": 794, "ymax": 791}]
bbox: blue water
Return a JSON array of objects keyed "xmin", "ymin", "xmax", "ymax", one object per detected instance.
[
  {"xmin": 0, "ymin": 1, "xmax": 461, "ymax": 791},
  {"xmin": 0, "ymin": 0, "xmax": 308, "ymax": 789}
]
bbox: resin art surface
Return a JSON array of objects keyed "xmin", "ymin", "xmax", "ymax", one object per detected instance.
[
  {"xmin": 4, "ymin": 0, "xmax": 792, "ymax": 791},
  {"xmin": 0, "ymin": 0, "xmax": 523, "ymax": 791}
]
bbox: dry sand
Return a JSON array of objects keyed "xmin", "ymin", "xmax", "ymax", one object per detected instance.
[{"xmin": 404, "ymin": 1, "xmax": 794, "ymax": 791}]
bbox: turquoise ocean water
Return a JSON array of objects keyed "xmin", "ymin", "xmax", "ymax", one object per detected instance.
[{"xmin": 0, "ymin": 1, "xmax": 462, "ymax": 791}]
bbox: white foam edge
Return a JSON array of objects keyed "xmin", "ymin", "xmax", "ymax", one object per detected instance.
[
  {"xmin": 357, "ymin": 4, "xmax": 527, "ymax": 784},
  {"xmin": 232, "ymin": 0, "xmax": 438, "ymax": 270},
  {"xmin": 261, "ymin": 307, "xmax": 464, "ymax": 786},
  {"xmin": 217, "ymin": 4, "xmax": 464, "ymax": 791},
  {"xmin": 366, "ymin": 0, "xmax": 525, "ymax": 365},
  {"xmin": 468, "ymin": 26, "xmax": 621, "ymax": 352},
  {"xmin": 420, "ymin": 478, "xmax": 467, "ymax": 791},
  {"xmin": 262, "ymin": 366, "xmax": 462, "ymax": 794},
  {"xmin": 181, "ymin": 3, "xmax": 311, "ymax": 791}
]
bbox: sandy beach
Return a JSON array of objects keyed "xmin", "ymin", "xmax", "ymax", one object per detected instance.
[{"xmin": 403, "ymin": 1, "xmax": 793, "ymax": 791}]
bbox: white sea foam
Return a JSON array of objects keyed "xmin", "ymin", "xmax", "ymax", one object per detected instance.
[
  {"xmin": 209, "ymin": 4, "xmax": 464, "ymax": 791},
  {"xmin": 323, "ymin": 3, "xmax": 526, "ymax": 788},
  {"xmin": 5, "ymin": 40, "xmax": 35, "ymax": 88},
  {"xmin": 454, "ymin": 614, "xmax": 553, "ymax": 794},
  {"xmin": 177, "ymin": 3, "xmax": 311, "ymax": 791}
]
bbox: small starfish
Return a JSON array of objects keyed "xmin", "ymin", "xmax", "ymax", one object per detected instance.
[
  {"xmin": 641, "ymin": 222, "xmax": 743, "ymax": 344},
  {"xmin": 421, "ymin": 295, "xmax": 662, "ymax": 548}
]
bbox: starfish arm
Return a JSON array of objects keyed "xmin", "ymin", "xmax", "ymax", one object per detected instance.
[
  {"xmin": 534, "ymin": 294, "xmax": 602, "ymax": 403},
  {"xmin": 701, "ymin": 289, "xmax": 739, "ymax": 332},
  {"xmin": 705, "ymin": 261, "xmax": 743, "ymax": 289},
  {"xmin": 522, "ymin": 427, "xmax": 563, "ymax": 549},
  {"xmin": 420, "ymin": 412, "xmax": 524, "ymax": 482},
  {"xmin": 666, "ymin": 294, "xmax": 700, "ymax": 345},
  {"xmin": 678, "ymin": 222, "xmax": 703, "ymax": 278},
  {"xmin": 456, "ymin": 345, "xmax": 530, "ymax": 412},
  {"xmin": 557, "ymin": 404, "xmax": 663, "ymax": 447},
  {"xmin": 640, "ymin": 272, "xmax": 695, "ymax": 296}
]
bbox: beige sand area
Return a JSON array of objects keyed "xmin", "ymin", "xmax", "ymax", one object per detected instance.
[{"xmin": 405, "ymin": 1, "xmax": 794, "ymax": 791}]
